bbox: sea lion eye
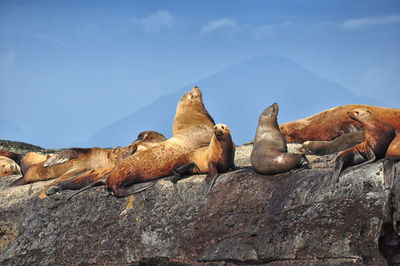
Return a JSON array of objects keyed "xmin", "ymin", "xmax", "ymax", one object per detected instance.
[{"xmin": 137, "ymin": 134, "xmax": 143, "ymax": 140}]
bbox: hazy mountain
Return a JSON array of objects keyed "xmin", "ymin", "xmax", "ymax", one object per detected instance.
[
  {"xmin": 80, "ymin": 56, "xmax": 382, "ymax": 147},
  {"xmin": 0, "ymin": 116, "xmax": 32, "ymax": 143}
]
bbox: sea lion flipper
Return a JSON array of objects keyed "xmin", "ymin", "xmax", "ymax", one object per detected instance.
[
  {"xmin": 171, "ymin": 163, "xmax": 200, "ymax": 183},
  {"xmin": 44, "ymin": 148, "xmax": 91, "ymax": 168},
  {"xmin": 331, "ymin": 156, "xmax": 344, "ymax": 186},
  {"xmin": 383, "ymin": 159, "xmax": 395, "ymax": 190},
  {"xmin": 111, "ymin": 181, "xmax": 156, "ymax": 198},
  {"xmin": 66, "ymin": 178, "xmax": 107, "ymax": 201},
  {"xmin": 204, "ymin": 162, "xmax": 219, "ymax": 195}
]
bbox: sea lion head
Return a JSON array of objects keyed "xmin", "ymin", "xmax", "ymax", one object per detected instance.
[
  {"xmin": 0, "ymin": 156, "xmax": 21, "ymax": 177},
  {"xmin": 348, "ymin": 108, "xmax": 372, "ymax": 123},
  {"xmin": 131, "ymin": 131, "xmax": 167, "ymax": 153},
  {"xmin": 176, "ymin": 86, "xmax": 205, "ymax": 114},
  {"xmin": 260, "ymin": 103, "xmax": 279, "ymax": 124},
  {"xmin": 214, "ymin": 123, "xmax": 231, "ymax": 141}
]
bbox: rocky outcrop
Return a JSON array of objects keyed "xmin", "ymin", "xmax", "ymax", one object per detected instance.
[{"xmin": 0, "ymin": 144, "xmax": 399, "ymax": 265}]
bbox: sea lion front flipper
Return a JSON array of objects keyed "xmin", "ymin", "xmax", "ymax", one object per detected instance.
[
  {"xmin": 44, "ymin": 148, "xmax": 91, "ymax": 167},
  {"xmin": 171, "ymin": 163, "xmax": 200, "ymax": 183},
  {"xmin": 204, "ymin": 161, "xmax": 219, "ymax": 195},
  {"xmin": 110, "ymin": 181, "xmax": 156, "ymax": 198},
  {"xmin": 383, "ymin": 159, "xmax": 395, "ymax": 190},
  {"xmin": 66, "ymin": 178, "xmax": 108, "ymax": 201}
]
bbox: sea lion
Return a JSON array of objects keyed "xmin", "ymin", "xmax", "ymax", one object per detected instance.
[
  {"xmin": 332, "ymin": 108, "xmax": 396, "ymax": 185},
  {"xmin": 300, "ymin": 130, "xmax": 365, "ymax": 155},
  {"xmin": 0, "ymin": 150, "xmax": 22, "ymax": 164},
  {"xmin": 20, "ymin": 152, "xmax": 49, "ymax": 173},
  {"xmin": 280, "ymin": 105, "xmax": 400, "ymax": 143},
  {"xmin": 251, "ymin": 103, "xmax": 309, "ymax": 175},
  {"xmin": 42, "ymin": 130, "xmax": 167, "ymax": 199},
  {"xmin": 172, "ymin": 123, "xmax": 236, "ymax": 193},
  {"xmin": 104, "ymin": 86, "xmax": 215, "ymax": 197},
  {"xmin": 0, "ymin": 156, "xmax": 21, "ymax": 178}
]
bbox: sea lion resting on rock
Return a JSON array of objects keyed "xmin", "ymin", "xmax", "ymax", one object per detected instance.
[
  {"xmin": 12, "ymin": 132, "xmax": 164, "ymax": 191},
  {"xmin": 44, "ymin": 131, "xmax": 167, "ymax": 198},
  {"xmin": 280, "ymin": 104, "xmax": 400, "ymax": 143},
  {"xmin": 104, "ymin": 87, "xmax": 215, "ymax": 197},
  {"xmin": 47, "ymin": 87, "xmax": 215, "ymax": 198},
  {"xmin": 172, "ymin": 123, "xmax": 236, "ymax": 193},
  {"xmin": 251, "ymin": 103, "xmax": 308, "ymax": 175},
  {"xmin": 0, "ymin": 150, "xmax": 22, "ymax": 164},
  {"xmin": 0, "ymin": 156, "xmax": 21, "ymax": 178},
  {"xmin": 20, "ymin": 152, "xmax": 49, "ymax": 173},
  {"xmin": 332, "ymin": 108, "xmax": 396, "ymax": 185}
]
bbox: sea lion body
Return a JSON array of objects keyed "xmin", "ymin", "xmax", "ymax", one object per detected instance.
[
  {"xmin": 0, "ymin": 156, "xmax": 21, "ymax": 178},
  {"xmin": 39, "ymin": 131, "xmax": 167, "ymax": 198},
  {"xmin": 20, "ymin": 152, "xmax": 49, "ymax": 173},
  {"xmin": 0, "ymin": 151, "xmax": 22, "ymax": 164},
  {"xmin": 332, "ymin": 108, "xmax": 396, "ymax": 185},
  {"xmin": 251, "ymin": 103, "xmax": 308, "ymax": 175},
  {"xmin": 105, "ymin": 87, "xmax": 215, "ymax": 197},
  {"xmin": 173, "ymin": 124, "xmax": 235, "ymax": 190},
  {"xmin": 280, "ymin": 105, "xmax": 400, "ymax": 143}
]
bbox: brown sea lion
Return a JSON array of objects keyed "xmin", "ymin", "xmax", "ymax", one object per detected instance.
[
  {"xmin": 104, "ymin": 86, "xmax": 215, "ymax": 198},
  {"xmin": 42, "ymin": 130, "xmax": 167, "ymax": 199},
  {"xmin": 13, "ymin": 130, "xmax": 167, "ymax": 189},
  {"xmin": 251, "ymin": 103, "xmax": 309, "ymax": 175},
  {"xmin": 20, "ymin": 152, "xmax": 49, "ymax": 173},
  {"xmin": 0, "ymin": 150, "xmax": 22, "ymax": 164},
  {"xmin": 0, "ymin": 156, "xmax": 21, "ymax": 178},
  {"xmin": 280, "ymin": 105, "xmax": 400, "ymax": 143},
  {"xmin": 332, "ymin": 108, "xmax": 396, "ymax": 185},
  {"xmin": 300, "ymin": 130, "xmax": 365, "ymax": 155},
  {"xmin": 172, "ymin": 123, "xmax": 236, "ymax": 193}
]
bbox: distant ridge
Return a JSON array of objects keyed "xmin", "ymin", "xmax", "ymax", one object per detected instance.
[{"xmin": 81, "ymin": 56, "xmax": 382, "ymax": 147}]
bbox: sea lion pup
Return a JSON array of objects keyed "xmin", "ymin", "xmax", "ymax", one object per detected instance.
[
  {"xmin": 300, "ymin": 130, "xmax": 365, "ymax": 155},
  {"xmin": 0, "ymin": 156, "xmax": 21, "ymax": 178},
  {"xmin": 171, "ymin": 123, "xmax": 235, "ymax": 193},
  {"xmin": 105, "ymin": 86, "xmax": 215, "ymax": 198},
  {"xmin": 251, "ymin": 103, "xmax": 309, "ymax": 175},
  {"xmin": 42, "ymin": 131, "xmax": 167, "ymax": 199},
  {"xmin": 331, "ymin": 108, "xmax": 396, "ymax": 185},
  {"xmin": 280, "ymin": 104, "xmax": 400, "ymax": 143},
  {"xmin": 20, "ymin": 152, "xmax": 49, "ymax": 173}
]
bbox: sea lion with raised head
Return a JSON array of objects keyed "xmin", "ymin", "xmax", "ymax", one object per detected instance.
[
  {"xmin": 251, "ymin": 103, "xmax": 309, "ymax": 175},
  {"xmin": 0, "ymin": 156, "xmax": 21, "ymax": 178},
  {"xmin": 172, "ymin": 123, "xmax": 235, "ymax": 193},
  {"xmin": 332, "ymin": 108, "xmax": 396, "ymax": 185},
  {"xmin": 280, "ymin": 105, "xmax": 400, "ymax": 143},
  {"xmin": 42, "ymin": 130, "xmax": 167, "ymax": 199},
  {"xmin": 104, "ymin": 86, "xmax": 215, "ymax": 197}
]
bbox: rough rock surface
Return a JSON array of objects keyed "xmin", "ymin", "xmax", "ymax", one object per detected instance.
[{"xmin": 0, "ymin": 143, "xmax": 399, "ymax": 265}]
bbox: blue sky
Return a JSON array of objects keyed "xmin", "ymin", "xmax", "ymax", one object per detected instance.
[{"xmin": 1, "ymin": 1, "xmax": 399, "ymax": 148}]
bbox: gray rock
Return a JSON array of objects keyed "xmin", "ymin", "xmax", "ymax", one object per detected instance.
[{"xmin": 0, "ymin": 144, "xmax": 399, "ymax": 265}]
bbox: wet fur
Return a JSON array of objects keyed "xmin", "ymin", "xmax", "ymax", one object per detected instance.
[{"xmin": 251, "ymin": 103, "xmax": 308, "ymax": 175}]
